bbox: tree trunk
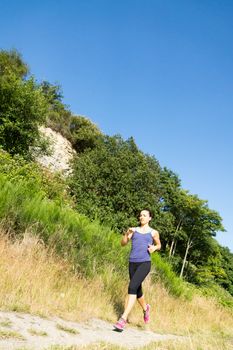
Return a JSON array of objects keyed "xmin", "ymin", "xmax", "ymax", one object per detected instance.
[
  {"xmin": 169, "ymin": 219, "xmax": 182, "ymax": 257},
  {"xmin": 169, "ymin": 239, "xmax": 175, "ymax": 257},
  {"xmin": 180, "ymin": 235, "xmax": 192, "ymax": 278},
  {"xmin": 172, "ymin": 239, "xmax": 177, "ymax": 257},
  {"xmin": 185, "ymin": 260, "xmax": 190, "ymax": 278}
]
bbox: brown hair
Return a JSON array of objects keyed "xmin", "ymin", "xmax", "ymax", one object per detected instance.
[{"xmin": 138, "ymin": 208, "xmax": 153, "ymax": 219}]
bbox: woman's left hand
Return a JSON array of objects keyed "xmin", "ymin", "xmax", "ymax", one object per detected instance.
[{"xmin": 148, "ymin": 244, "xmax": 156, "ymax": 254}]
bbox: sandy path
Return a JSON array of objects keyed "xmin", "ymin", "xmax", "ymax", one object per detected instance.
[{"xmin": 0, "ymin": 310, "xmax": 181, "ymax": 349}]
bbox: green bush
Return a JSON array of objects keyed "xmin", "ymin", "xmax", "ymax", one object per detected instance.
[
  {"xmin": 69, "ymin": 115, "xmax": 103, "ymax": 152},
  {"xmin": 0, "ymin": 49, "xmax": 29, "ymax": 78},
  {"xmin": 0, "ymin": 150, "xmax": 71, "ymax": 204},
  {"xmin": 0, "ymin": 73, "xmax": 47, "ymax": 158},
  {"xmin": 198, "ymin": 283, "xmax": 233, "ymax": 308},
  {"xmin": 0, "ymin": 174, "xmax": 127, "ymax": 276},
  {"xmin": 151, "ymin": 253, "xmax": 193, "ymax": 299}
]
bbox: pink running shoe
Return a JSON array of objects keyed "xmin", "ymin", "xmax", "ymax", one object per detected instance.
[
  {"xmin": 143, "ymin": 304, "xmax": 150, "ymax": 323},
  {"xmin": 113, "ymin": 317, "xmax": 127, "ymax": 332}
]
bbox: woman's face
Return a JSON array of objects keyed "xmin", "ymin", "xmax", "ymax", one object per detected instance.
[{"xmin": 139, "ymin": 210, "xmax": 151, "ymax": 225}]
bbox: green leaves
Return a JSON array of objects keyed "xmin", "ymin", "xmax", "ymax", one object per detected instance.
[
  {"xmin": 69, "ymin": 135, "xmax": 162, "ymax": 231},
  {"xmin": 69, "ymin": 115, "xmax": 103, "ymax": 152},
  {"xmin": 0, "ymin": 50, "xmax": 48, "ymax": 158},
  {"xmin": 0, "ymin": 49, "xmax": 29, "ymax": 79}
]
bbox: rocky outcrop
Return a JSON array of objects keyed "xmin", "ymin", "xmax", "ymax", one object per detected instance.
[{"xmin": 35, "ymin": 126, "xmax": 76, "ymax": 176}]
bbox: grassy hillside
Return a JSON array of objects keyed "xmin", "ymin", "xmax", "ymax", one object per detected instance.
[
  {"xmin": 1, "ymin": 232, "xmax": 233, "ymax": 350},
  {"xmin": 0, "ymin": 151, "xmax": 233, "ymax": 349}
]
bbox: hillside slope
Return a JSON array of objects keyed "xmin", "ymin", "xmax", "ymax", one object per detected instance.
[{"xmin": 1, "ymin": 233, "xmax": 233, "ymax": 350}]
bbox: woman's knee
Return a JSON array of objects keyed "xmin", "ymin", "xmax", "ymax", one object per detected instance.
[
  {"xmin": 128, "ymin": 282, "xmax": 143, "ymax": 296},
  {"xmin": 128, "ymin": 280, "xmax": 139, "ymax": 295},
  {"xmin": 128, "ymin": 285, "xmax": 137, "ymax": 294}
]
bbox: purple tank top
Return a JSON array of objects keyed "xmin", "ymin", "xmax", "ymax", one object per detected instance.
[{"xmin": 129, "ymin": 229, "xmax": 153, "ymax": 262}]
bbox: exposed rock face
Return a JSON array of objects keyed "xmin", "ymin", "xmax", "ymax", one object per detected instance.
[{"xmin": 36, "ymin": 126, "xmax": 76, "ymax": 176}]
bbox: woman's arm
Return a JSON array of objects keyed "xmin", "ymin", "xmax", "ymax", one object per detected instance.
[
  {"xmin": 148, "ymin": 230, "xmax": 161, "ymax": 253},
  {"xmin": 121, "ymin": 227, "xmax": 135, "ymax": 246}
]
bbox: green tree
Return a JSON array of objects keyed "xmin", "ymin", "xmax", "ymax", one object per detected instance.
[
  {"xmin": 0, "ymin": 49, "xmax": 29, "ymax": 78},
  {"xmin": 41, "ymin": 81, "xmax": 73, "ymax": 140},
  {"xmin": 159, "ymin": 168, "xmax": 186, "ymax": 258},
  {"xmin": 174, "ymin": 194, "xmax": 224, "ymax": 279},
  {"xmin": 0, "ymin": 49, "xmax": 49, "ymax": 158},
  {"xmin": 69, "ymin": 135, "xmax": 162, "ymax": 231},
  {"xmin": 159, "ymin": 168, "xmax": 225, "ymax": 282},
  {"xmin": 69, "ymin": 115, "xmax": 103, "ymax": 152},
  {"xmin": 218, "ymin": 246, "xmax": 233, "ymax": 295},
  {"xmin": 0, "ymin": 73, "xmax": 47, "ymax": 157}
]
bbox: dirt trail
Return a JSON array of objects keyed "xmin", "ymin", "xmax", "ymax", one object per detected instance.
[{"xmin": 0, "ymin": 310, "xmax": 181, "ymax": 349}]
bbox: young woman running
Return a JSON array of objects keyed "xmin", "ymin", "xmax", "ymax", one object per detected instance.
[{"xmin": 113, "ymin": 209, "xmax": 161, "ymax": 332}]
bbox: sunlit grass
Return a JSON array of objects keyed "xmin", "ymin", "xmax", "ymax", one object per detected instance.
[
  {"xmin": 0, "ymin": 319, "xmax": 12, "ymax": 327},
  {"xmin": 0, "ymin": 329, "xmax": 25, "ymax": 340},
  {"xmin": 0, "ymin": 231, "xmax": 233, "ymax": 345},
  {"xmin": 56, "ymin": 323, "xmax": 79, "ymax": 335},
  {"xmin": 0, "ymin": 231, "xmax": 115, "ymax": 322},
  {"xmin": 27, "ymin": 328, "xmax": 48, "ymax": 336}
]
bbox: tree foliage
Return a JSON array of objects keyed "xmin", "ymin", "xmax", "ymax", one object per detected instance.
[
  {"xmin": 0, "ymin": 49, "xmax": 29, "ymax": 78},
  {"xmin": 69, "ymin": 115, "xmax": 103, "ymax": 152},
  {"xmin": 69, "ymin": 135, "xmax": 162, "ymax": 231},
  {"xmin": 41, "ymin": 81, "xmax": 73, "ymax": 140},
  {"xmin": 218, "ymin": 246, "xmax": 233, "ymax": 295},
  {"xmin": 0, "ymin": 50, "xmax": 48, "ymax": 158}
]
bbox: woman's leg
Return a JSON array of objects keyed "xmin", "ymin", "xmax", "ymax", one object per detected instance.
[
  {"xmin": 122, "ymin": 262, "xmax": 151, "ymax": 320},
  {"xmin": 135, "ymin": 262, "xmax": 151, "ymax": 311},
  {"xmin": 137, "ymin": 295, "xmax": 147, "ymax": 311},
  {"xmin": 121, "ymin": 294, "xmax": 137, "ymax": 320},
  {"xmin": 135, "ymin": 263, "xmax": 151, "ymax": 323}
]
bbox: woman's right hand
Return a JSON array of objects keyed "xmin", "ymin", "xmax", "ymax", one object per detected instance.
[
  {"xmin": 121, "ymin": 227, "xmax": 135, "ymax": 246},
  {"xmin": 126, "ymin": 227, "xmax": 135, "ymax": 239}
]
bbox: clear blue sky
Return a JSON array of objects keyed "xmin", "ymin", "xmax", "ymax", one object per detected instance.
[{"xmin": 1, "ymin": 0, "xmax": 232, "ymax": 251}]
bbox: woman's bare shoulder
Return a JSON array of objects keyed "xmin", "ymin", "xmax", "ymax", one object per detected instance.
[{"xmin": 150, "ymin": 228, "xmax": 159, "ymax": 237}]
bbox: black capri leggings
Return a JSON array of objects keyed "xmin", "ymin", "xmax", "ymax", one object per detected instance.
[{"xmin": 128, "ymin": 261, "xmax": 151, "ymax": 298}]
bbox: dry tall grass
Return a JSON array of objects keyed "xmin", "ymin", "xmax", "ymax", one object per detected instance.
[
  {"xmin": 0, "ymin": 231, "xmax": 115, "ymax": 322},
  {"xmin": 130, "ymin": 275, "xmax": 233, "ymax": 336},
  {"xmin": 0, "ymin": 230, "xmax": 233, "ymax": 350}
]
